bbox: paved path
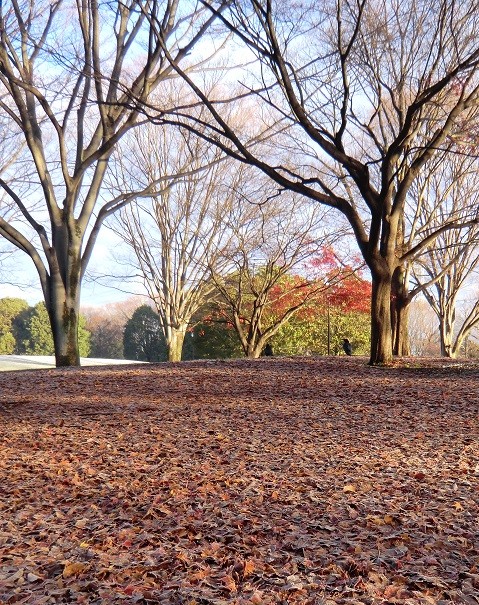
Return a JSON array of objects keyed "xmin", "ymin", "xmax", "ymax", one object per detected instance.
[{"xmin": 0, "ymin": 356, "xmax": 144, "ymax": 371}]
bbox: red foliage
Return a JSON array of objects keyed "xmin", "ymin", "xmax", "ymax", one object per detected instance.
[
  {"xmin": 326, "ymin": 271, "xmax": 372, "ymax": 313},
  {"xmin": 266, "ymin": 274, "xmax": 317, "ymax": 319},
  {"xmin": 264, "ymin": 267, "xmax": 371, "ymax": 321},
  {"xmin": 303, "ymin": 247, "xmax": 371, "ymax": 315}
]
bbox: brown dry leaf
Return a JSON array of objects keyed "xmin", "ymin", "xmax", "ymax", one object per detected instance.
[
  {"xmin": 382, "ymin": 583, "xmax": 400, "ymax": 598},
  {"xmin": 26, "ymin": 572, "xmax": 42, "ymax": 582},
  {"xmin": 189, "ymin": 567, "xmax": 211, "ymax": 583},
  {"xmin": 222, "ymin": 573, "xmax": 237, "ymax": 593},
  {"xmin": 74, "ymin": 518, "xmax": 89, "ymax": 528},
  {"xmin": 249, "ymin": 591, "xmax": 264, "ymax": 605},
  {"xmin": 62, "ymin": 562, "xmax": 89, "ymax": 578},
  {"xmin": 243, "ymin": 560, "xmax": 255, "ymax": 577},
  {"xmin": 1, "ymin": 357, "xmax": 479, "ymax": 605}
]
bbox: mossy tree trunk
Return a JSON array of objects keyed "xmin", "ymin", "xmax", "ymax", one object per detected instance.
[{"xmin": 167, "ymin": 326, "xmax": 187, "ymax": 362}]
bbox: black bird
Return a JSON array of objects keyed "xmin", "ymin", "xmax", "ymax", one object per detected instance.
[
  {"xmin": 342, "ymin": 338, "xmax": 352, "ymax": 356},
  {"xmin": 263, "ymin": 343, "xmax": 274, "ymax": 356}
]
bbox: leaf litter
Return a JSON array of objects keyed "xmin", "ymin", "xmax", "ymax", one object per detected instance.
[{"xmin": 0, "ymin": 356, "xmax": 478, "ymax": 604}]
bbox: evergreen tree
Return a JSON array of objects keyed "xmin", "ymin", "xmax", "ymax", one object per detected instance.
[
  {"xmin": 0, "ymin": 298, "xmax": 29, "ymax": 354},
  {"xmin": 25, "ymin": 303, "xmax": 54, "ymax": 355},
  {"xmin": 123, "ymin": 306, "xmax": 167, "ymax": 362},
  {"xmin": 187, "ymin": 318, "xmax": 243, "ymax": 360},
  {"xmin": 89, "ymin": 321, "xmax": 124, "ymax": 359},
  {"xmin": 77, "ymin": 316, "xmax": 91, "ymax": 358}
]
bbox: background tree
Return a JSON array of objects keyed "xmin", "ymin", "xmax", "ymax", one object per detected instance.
[
  {"xmin": 13, "ymin": 302, "xmax": 90, "ymax": 356},
  {"xmin": 417, "ymin": 270, "xmax": 479, "ymax": 359},
  {"xmin": 123, "ymin": 305, "xmax": 167, "ymax": 362},
  {"xmin": 155, "ymin": 0, "xmax": 479, "ymax": 364},
  {"xmin": 389, "ymin": 143, "xmax": 479, "ymax": 355},
  {"xmin": 0, "ymin": 297, "xmax": 29, "ymax": 354},
  {"xmin": 209, "ymin": 190, "xmax": 338, "ymax": 358},
  {"xmin": 258, "ymin": 265, "xmax": 371, "ymax": 356},
  {"xmin": 188, "ymin": 258, "xmax": 371, "ymax": 358},
  {"xmin": 0, "ymin": 0, "xmax": 217, "ymax": 366},
  {"xmin": 14, "ymin": 303, "xmax": 56, "ymax": 356},
  {"xmin": 272, "ymin": 309, "xmax": 371, "ymax": 356},
  {"xmin": 411, "ymin": 155, "xmax": 479, "ymax": 358},
  {"xmin": 85, "ymin": 317, "xmax": 124, "ymax": 360},
  {"xmin": 462, "ymin": 326, "xmax": 479, "ymax": 358},
  {"xmin": 83, "ymin": 299, "xmax": 140, "ymax": 359},
  {"xmin": 408, "ymin": 299, "xmax": 440, "ymax": 357},
  {"xmin": 108, "ymin": 121, "xmax": 239, "ymax": 362},
  {"xmin": 186, "ymin": 310, "xmax": 243, "ymax": 359}
]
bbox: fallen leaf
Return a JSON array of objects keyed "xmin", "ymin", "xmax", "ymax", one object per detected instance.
[
  {"xmin": 62, "ymin": 562, "xmax": 88, "ymax": 578},
  {"xmin": 1, "ymin": 358, "xmax": 478, "ymax": 605}
]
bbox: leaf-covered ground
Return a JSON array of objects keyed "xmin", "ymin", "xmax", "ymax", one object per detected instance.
[{"xmin": 0, "ymin": 356, "xmax": 478, "ymax": 605}]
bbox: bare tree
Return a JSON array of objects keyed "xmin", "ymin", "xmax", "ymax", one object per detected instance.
[
  {"xmin": 408, "ymin": 299, "xmax": 440, "ymax": 357},
  {"xmin": 390, "ymin": 151, "xmax": 479, "ymax": 357},
  {"xmin": 411, "ymin": 156, "xmax": 479, "ymax": 357},
  {"xmin": 0, "ymin": 103, "xmax": 25, "ymax": 282},
  {"xmin": 0, "ymin": 0, "xmax": 218, "ymax": 366},
  {"xmin": 209, "ymin": 188, "xmax": 340, "ymax": 358},
  {"xmin": 108, "ymin": 122, "xmax": 241, "ymax": 362},
  {"xmin": 389, "ymin": 149, "xmax": 476, "ymax": 355},
  {"xmin": 148, "ymin": 0, "xmax": 479, "ymax": 364}
]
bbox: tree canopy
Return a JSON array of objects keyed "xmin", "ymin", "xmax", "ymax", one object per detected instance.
[{"xmin": 0, "ymin": 298, "xmax": 29, "ymax": 354}]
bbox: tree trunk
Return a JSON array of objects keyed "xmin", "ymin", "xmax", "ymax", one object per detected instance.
[
  {"xmin": 369, "ymin": 272, "xmax": 394, "ymax": 365},
  {"xmin": 168, "ymin": 328, "xmax": 186, "ymax": 362},
  {"xmin": 47, "ymin": 278, "xmax": 81, "ymax": 367},
  {"xmin": 393, "ymin": 299, "xmax": 411, "ymax": 356},
  {"xmin": 391, "ymin": 266, "xmax": 411, "ymax": 356},
  {"xmin": 245, "ymin": 341, "xmax": 262, "ymax": 358},
  {"xmin": 439, "ymin": 312, "xmax": 455, "ymax": 357},
  {"xmin": 43, "ymin": 228, "xmax": 83, "ymax": 367},
  {"xmin": 391, "ymin": 295, "xmax": 411, "ymax": 356},
  {"xmin": 450, "ymin": 339, "xmax": 462, "ymax": 358}
]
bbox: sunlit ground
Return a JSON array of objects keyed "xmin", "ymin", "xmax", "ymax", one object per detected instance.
[{"xmin": 0, "ymin": 357, "xmax": 478, "ymax": 604}]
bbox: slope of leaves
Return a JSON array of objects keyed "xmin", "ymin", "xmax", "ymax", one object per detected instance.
[{"xmin": 0, "ymin": 357, "xmax": 478, "ymax": 605}]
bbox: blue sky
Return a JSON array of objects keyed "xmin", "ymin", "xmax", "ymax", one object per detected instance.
[
  {"xmin": 1, "ymin": 231, "xmax": 140, "ymax": 309},
  {"xmin": 0, "ymin": 271, "xmax": 133, "ymax": 308}
]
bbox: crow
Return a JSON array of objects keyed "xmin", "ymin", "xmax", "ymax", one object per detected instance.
[
  {"xmin": 342, "ymin": 338, "xmax": 352, "ymax": 356},
  {"xmin": 263, "ymin": 343, "xmax": 274, "ymax": 356}
]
